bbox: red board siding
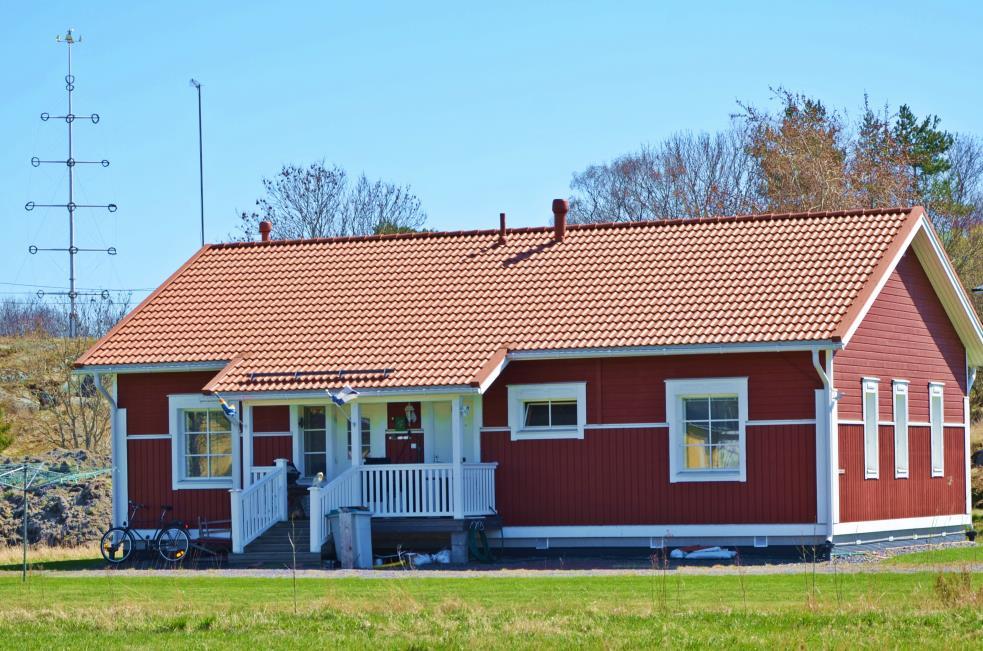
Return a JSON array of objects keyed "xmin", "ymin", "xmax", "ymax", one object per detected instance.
[
  {"xmin": 253, "ymin": 405, "xmax": 290, "ymax": 432},
  {"xmin": 482, "ymin": 425, "xmax": 816, "ymax": 526},
  {"xmin": 838, "ymin": 424, "xmax": 965, "ymax": 522},
  {"xmin": 253, "ymin": 436, "xmax": 293, "ymax": 466},
  {"xmin": 117, "ymin": 372, "xmax": 217, "ymax": 434},
  {"xmin": 835, "ymin": 250, "xmax": 966, "ymax": 421},
  {"xmin": 483, "ymin": 353, "xmax": 820, "ymax": 426},
  {"xmin": 126, "ymin": 438, "xmax": 230, "ymax": 526}
]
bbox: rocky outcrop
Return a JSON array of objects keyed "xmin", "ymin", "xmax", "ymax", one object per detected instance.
[{"xmin": 0, "ymin": 449, "xmax": 111, "ymax": 546}]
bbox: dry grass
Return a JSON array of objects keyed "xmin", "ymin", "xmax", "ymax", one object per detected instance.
[{"xmin": 0, "ymin": 542, "xmax": 100, "ymax": 569}]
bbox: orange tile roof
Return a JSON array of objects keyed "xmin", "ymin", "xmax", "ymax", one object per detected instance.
[{"xmin": 76, "ymin": 207, "xmax": 922, "ymax": 392}]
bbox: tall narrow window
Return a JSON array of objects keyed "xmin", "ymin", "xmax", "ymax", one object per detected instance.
[
  {"xmin": 348, "ymin": 417, "xmax": 371, "ymax": 461},
  {"xmin": 862, "ymin": 378, "xmax": 879, "ymax": 479},
  {"xmin": 301, "ymin": 406, "xmax": 328, "ymax": 478},
  {"xmin": 929, "ymin": 382, "xmax": 944, "ymax": 477},
  {"xmin": 893, "ymin": 380, "xmax": 909, "ymax": 478}
]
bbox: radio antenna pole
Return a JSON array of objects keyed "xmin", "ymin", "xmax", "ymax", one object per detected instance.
[{"xmin": 26, "ymin": 29, "xmax": 118, "ymax": 338}]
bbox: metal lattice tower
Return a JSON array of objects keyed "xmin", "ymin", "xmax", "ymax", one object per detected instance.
[{"xmin": 26, "ymin": 29, "xmax": 117, "ymax": 338}]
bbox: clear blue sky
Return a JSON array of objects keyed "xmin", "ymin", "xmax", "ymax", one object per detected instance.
[{"xmin": 2, "ymin": 2, "xmax": 982, "ymax": 307}]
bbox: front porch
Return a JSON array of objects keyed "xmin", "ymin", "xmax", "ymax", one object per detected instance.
[{"xmin": 226, "ymin": 394, "xmax": 498, "ymax": 557}]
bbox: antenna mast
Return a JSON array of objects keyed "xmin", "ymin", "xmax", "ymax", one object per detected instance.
[{"xmin": 26, "ymin": 29, "xmax": 117, "ymax": 338}]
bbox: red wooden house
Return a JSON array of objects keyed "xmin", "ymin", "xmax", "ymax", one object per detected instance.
[{"xmin": 76, "ymin": 203, "xmax": 982, "ymax": 559}]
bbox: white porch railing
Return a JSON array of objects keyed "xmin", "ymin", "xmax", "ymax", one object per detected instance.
[
  {"xmin": 230, "ymin": 458, "xmax": 288, "ymax": 554},
  {"xmin": 308, "ymin": 462, "xmax": 497, "ymax": 553},
  {"xmin": 250, "ymin": 465, "xmax": 275, "ymax": 485}
]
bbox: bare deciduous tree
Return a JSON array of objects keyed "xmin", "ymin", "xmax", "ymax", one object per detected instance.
[
  {"xmin": 569, "ymin": 130, "xmax": 759, "ymax": 223},
  {"xmin": 236, "ymin": 161, "xmax": 427, "ymax": 240}
]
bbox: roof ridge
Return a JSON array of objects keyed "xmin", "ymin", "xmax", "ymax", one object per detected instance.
[{"xmin": 208, "ymin": 206, "xmax": 915, "ymax": 249}]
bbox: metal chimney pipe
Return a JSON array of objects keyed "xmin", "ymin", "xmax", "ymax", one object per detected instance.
[
  {"xmin": 259, "ymin": 220, "xmax": 272, "ymax": 242},
  {"xmin": 498, "ymin": 213, "xmax": 507, "ymax": 245},
  {"xmin": 552, "ymin": 199, "xmax": 568, "ymax": 241}
]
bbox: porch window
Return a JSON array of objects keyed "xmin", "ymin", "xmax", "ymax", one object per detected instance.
[
  {"xmin": 347, "ymin": 417, "xmax": 371, "ymax": 460},
  {"xmin": 300, "ymin": 406, "xmax": 328, "ymax": 478},
  {"xmin": 665, "ymin": 378, "xmax": 747, "ymax": 483},
  {"xmin": 507, "ymin": 383, "xmax": 586, "ymax": 440},
  {"xmin": 182, "ymin": 410, "xmax": 233, "ymax": 480}
]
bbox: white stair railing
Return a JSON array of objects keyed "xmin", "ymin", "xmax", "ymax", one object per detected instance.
[
  {"xmin": 230, "ymin": 458, "xmax": 288, "ymax": 554},
  {"xmin": 308, "ymin": 466, "xmax": 360, "ymax": 553}
]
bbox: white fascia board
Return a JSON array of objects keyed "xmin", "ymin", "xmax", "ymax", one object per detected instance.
[
  {"xmin": 74, "ymin": 361, "xmax": 229, "ymax": 374},
  {"xmin": 910, "ymin": 219, "xmax": 983, "ymax": 363},
  {"xmin": 220, "ymin": 385, "xmax": 480, "ymax": 403},
  {"xmin": 508, "ymin": 340, "xmax": 841, "ymax": 362}
]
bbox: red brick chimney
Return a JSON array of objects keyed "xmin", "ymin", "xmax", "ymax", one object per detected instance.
[
  {"xmin": 259, "ymin": 221, "xmax": 272, "ymax": 242},
  {"xmin": 552, "ymin": 199, "xmax": 568, "ymax": 241}
]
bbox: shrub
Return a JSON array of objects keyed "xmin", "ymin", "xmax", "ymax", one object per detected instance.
[{"xmin": 0, "ymin": 406, "xmax": 12, "ymax": 451}]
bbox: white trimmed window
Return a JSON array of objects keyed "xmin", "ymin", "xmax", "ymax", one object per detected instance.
[
  {"xmin": 665, "ymin": 378, "xmax": 747, "ymax": 483},
  {"xmin": 169, "ymin": 394, "xmax": 234, "ymax": 489},
  {"xmin": 893, "ymin": 380, "xmax": 909, "ymax": 478},
  {"xmin": 929, "ymin": 382, "xmax": 944, "ymax": 477},
  {"xmin": 862, "ymin": 378, "xmax": 879, "ymax": 479},
  {"xmin": 300, "ymin": 406, "xmax": 328, "ymax": 478},
  {"xmin": 347, "ymin": 416, "xmax": 371, "ymax": 461},
  {"xmin": 507, "ymin": 383, "xmax": 586, "ymax": 440}
]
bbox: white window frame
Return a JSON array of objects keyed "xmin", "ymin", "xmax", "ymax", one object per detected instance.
[
  {"xmin": 665, "ymin": 377, "xmax": 748, "ymax": 483},
  {"xmin": 862, "ymin": 377, "xmax": 880, "ymax": 479},
  {"xmin": 929, "ymin": 381, "xmax": 945, "ymax": 477},
  {"xmin": 169, "ymin": 393, "xmax": 234, "ymax": 490},
  {"xmin": 893, "ymin": 380, "xmax": 909, "ymax": 479},
  {"xmin": 507, "ymin": 383, "xmax": 586, "ymax": 440},
  {"xmin": 299, "ymin": 405, "xmax": 330, "ymax": 479}
]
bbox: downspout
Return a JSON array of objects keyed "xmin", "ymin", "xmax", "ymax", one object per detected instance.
[
  {"xmin": 93, "ymin": 372, "xmax": 123, "ymax": 527},
  {"xmin": 812, "ymin": 350, "xmax": 838, "ymax": 541}
]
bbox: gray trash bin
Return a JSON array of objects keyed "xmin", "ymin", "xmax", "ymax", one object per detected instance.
[{"xmin": 329, "ymin": 506, "xmax": 373, "ymax": 569}]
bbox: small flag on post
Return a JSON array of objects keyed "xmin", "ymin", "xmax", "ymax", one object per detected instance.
[
  {"xmin": 217, "ymin": 395, "xmax": 237, "ymax": 419},
  {"xmin": 328, "ymin": 384, "xmax": 358, "ymax": 406}
]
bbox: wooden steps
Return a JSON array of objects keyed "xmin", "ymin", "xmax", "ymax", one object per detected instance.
[{"xmin": 227, "ymin": 520, "xmax": 324, "ymax": 569}]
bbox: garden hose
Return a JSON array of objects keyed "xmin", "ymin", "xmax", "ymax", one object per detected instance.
[{"xmin": 468, "ymin": 524, "xmax": 494, "ymax": 563}]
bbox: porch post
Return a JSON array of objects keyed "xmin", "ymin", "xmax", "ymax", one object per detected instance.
[
  {"xmin": 230, "ymin": 489, "xmax": 244, "ymax": 554},
  {"xmin": 309, "ymin": 485, "xmax": 323, "ymax": 553},
  {"xmin": 451, "ymin": 396, "xmax": 465, "ymax": 519},
  {"xmin": 274, "ymin": 458, "xmax": 289, "ymax": 521},
  {"xmin": 242, "ymin": 403, "xmax": 254, "ymax": 487},
  {"xmin": 231, "ymin": 400, "xmax": 242, "ymax": 491}
]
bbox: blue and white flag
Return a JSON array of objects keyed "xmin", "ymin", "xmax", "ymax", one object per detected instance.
[
  {"xmin": 328, "ymin": 384, "xmax": 359, "ymax": 406},
  {"xmin": 217, "ymin": 395, "xmax": 237, "ymax": 419}
]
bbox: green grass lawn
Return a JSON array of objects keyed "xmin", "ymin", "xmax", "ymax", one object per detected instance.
[
  {"xmin": 885, "ymin": 542, "xmax": 982, "ymax": 566},
  {"xmin": 0, "ymin": 572, "xmax": 980, "ymax": 649}
]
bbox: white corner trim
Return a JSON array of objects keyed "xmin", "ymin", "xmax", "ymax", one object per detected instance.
[
  {"xmin": 507, "ymin": 382, "xmax": 587, "ymax": 441},
  {"xmin": 832, "ymin": 514, "xmax": 971, "ymax": 536},
  {"xmin": 665, "ymin": 377, "xmax": 748, "ymax": 483}
]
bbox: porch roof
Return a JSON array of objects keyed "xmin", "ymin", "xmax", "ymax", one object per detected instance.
[{"xmin": 77, "ymin": 207, "xmax": 926, "ymax": 392}]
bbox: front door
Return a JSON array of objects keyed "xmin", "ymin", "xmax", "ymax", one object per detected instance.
[{"xmin": 385, "ymin": 432, "xmax": 424, "ymax": 464}]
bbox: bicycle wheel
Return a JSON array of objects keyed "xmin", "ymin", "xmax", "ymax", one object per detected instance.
[
  {"xmin": 100, "ymin": 527, "xmax": 136, "ymax": 564},
  {"xmin": 156, "ymin": 526, "xmax": 190, "ymax": 562}
]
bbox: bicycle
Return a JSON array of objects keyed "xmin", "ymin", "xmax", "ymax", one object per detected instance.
[{"xmin": 100, "ymin": 501, "xmax": 191, "ymax": 564}]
